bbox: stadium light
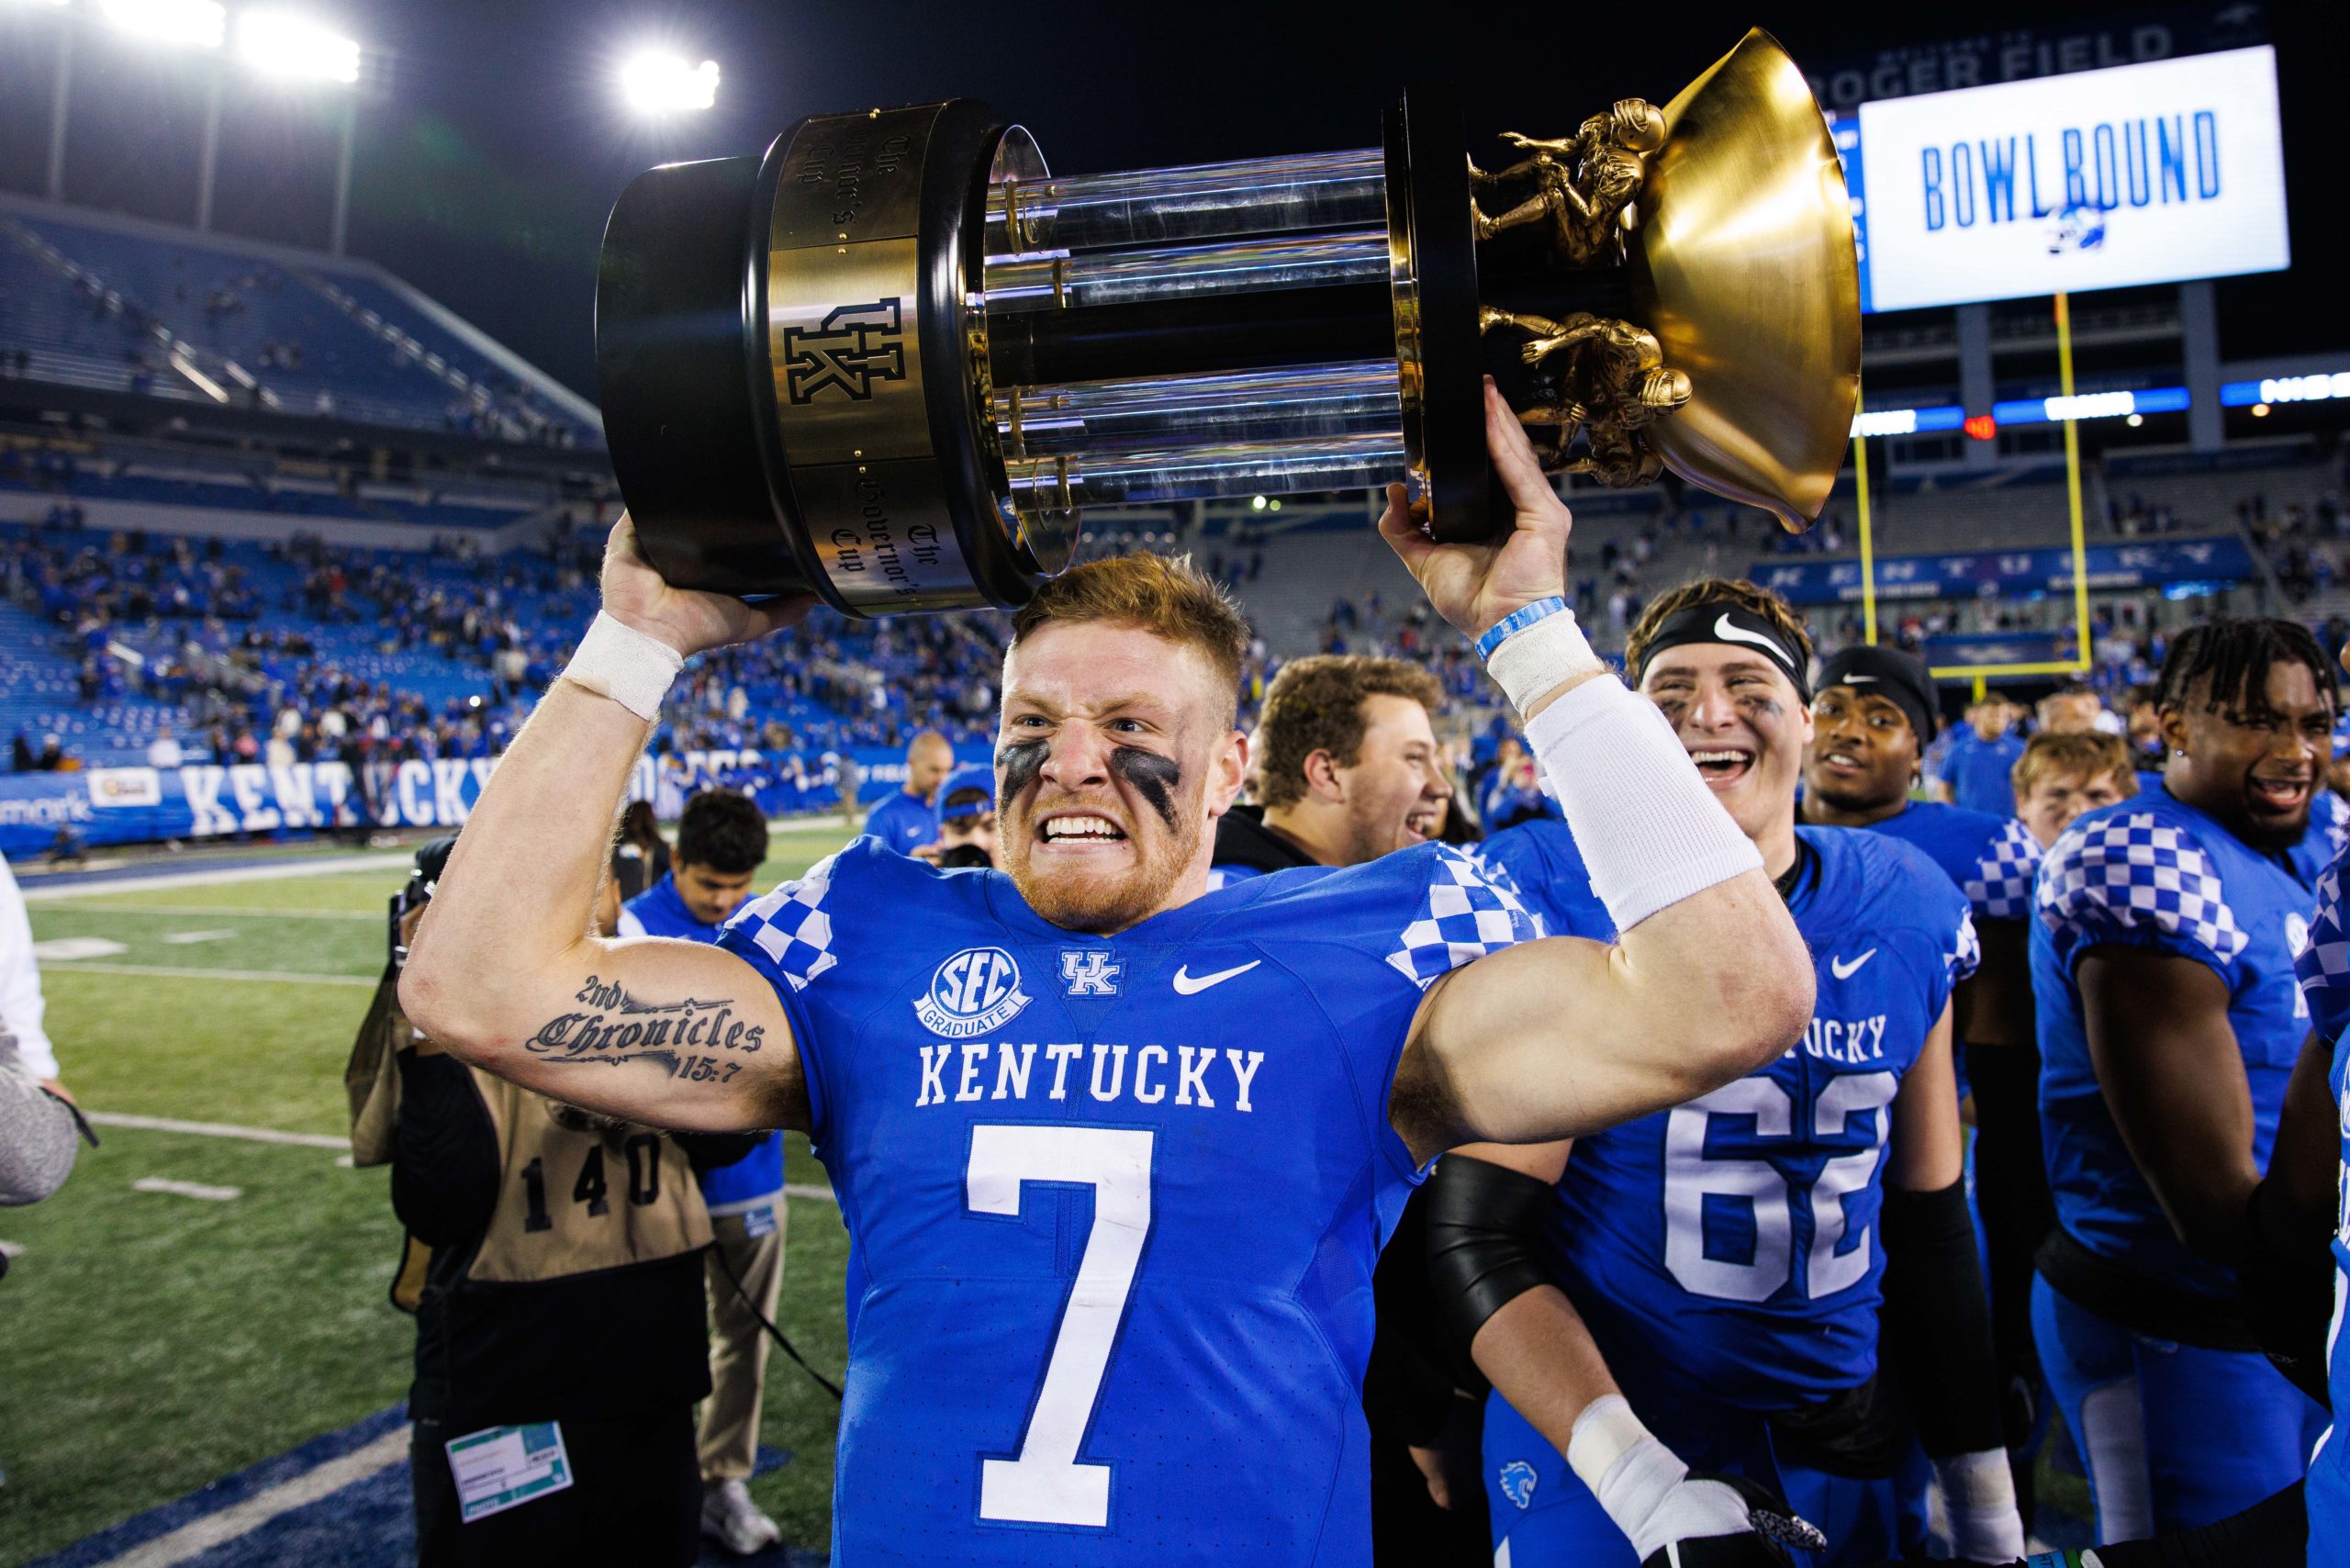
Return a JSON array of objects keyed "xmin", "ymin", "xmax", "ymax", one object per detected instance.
[
  {"xmin": 100, "ymin": 0, "xmax": 225, "ymax": 49},
  {"xmin": 1990, "ymin": 387, "xmax": 2190, "ymax": 429},
  {"xmin": 236, "ymin": 10, "xmax": 360, "ymax": 84},
  {"xmin": 619, "ymin": 50, "xmax": 718, "ymax": 115},
  {"xmin": 2221, "ymin": 372, "xmax": 2350, "ymax": 408}
]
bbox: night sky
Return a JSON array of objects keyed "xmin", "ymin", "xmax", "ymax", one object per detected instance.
[{"xmin": 6, "ymin": 0, "xmax": 2343, "ymax": 398}]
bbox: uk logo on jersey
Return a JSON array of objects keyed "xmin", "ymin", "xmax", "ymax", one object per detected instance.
[
  {"xmin": 1498, "ymin": 1460, "xmax": 1539, "ymax": 1509},
  {"xmin": 914, "ymin": 946, "xmax": 1032, "ymax": 1039},
  {"xmin": 1059, "ymin": 951, "xmax": 1121, "ymax": 996}
]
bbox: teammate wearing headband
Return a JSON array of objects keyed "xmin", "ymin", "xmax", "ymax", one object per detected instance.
[
  {"xmin": 1438, "ymin": 579, "xmax": 2023, "ymax": 1567},
  {"xmin": 1798, "ymin": 644, "xmax": 2053, "ymax": 1525}
]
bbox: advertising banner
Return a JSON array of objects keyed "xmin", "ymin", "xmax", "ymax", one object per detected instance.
[
  {"xmin": 1748, "ymin": 535, "xmax": 2250, "ymax": 605},
  {"xmin": 0, "ymin": 743, "xmax": 1000, "ymax": 860}
]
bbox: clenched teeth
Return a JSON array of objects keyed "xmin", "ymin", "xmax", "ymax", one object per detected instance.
[{"xmin": 1044, "ymin": 814, "xmax": 1125, "ymax": 842}]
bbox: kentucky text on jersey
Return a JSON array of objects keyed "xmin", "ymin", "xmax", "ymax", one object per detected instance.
[
  {"xmin": 1919, "ymin": 113, "xmax": 2220, "ymax": 230},
  {"xmin": 714, "ymin": 837, "xmax": 1541, "ymax": 1564},
  {"xmin": 914, "ymin": 1041, "xmax": 1266, "ymax": 1111},
  {"xmin": 1795, "ymin": 1013, "xmax": 1891, "ymax": 1065}
]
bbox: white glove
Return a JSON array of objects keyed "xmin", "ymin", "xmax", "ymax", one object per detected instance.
[{"xmin": 1569, "ymin": 1396, "xmax": 1824, "ymax": 1562}]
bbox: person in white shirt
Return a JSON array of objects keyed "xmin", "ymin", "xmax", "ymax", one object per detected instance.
[
  {"xmin": 147, "ymin": 728, "xmax": 185, "ymax": 769},
  {"xmin": 0, "ymin": 855, "xmax": 60, "ymax": 1088}
]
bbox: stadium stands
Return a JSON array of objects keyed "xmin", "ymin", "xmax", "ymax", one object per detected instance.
[{"xmin": 0, "ymin": 194, "xmax": 597, "ymax": 446}]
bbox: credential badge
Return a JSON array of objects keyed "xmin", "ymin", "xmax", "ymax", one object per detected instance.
[{"xmin": 915, "ymin": 946, "xmax": 1032, "ymax": 1039}]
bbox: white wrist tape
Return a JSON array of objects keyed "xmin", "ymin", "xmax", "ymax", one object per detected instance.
[
  {"xmin": 1484, "ymin": 605, "xmax": 1606, "ymax": 713},
  {"xmin": 1933, "ymin": 1449, "xmax": 2026, "ymax": 1562},
  {"xmin": 562, "ymin": 611, "xmax": 683, "ymax": 722},
  {"xmin": 1526, "ymin": 676, "xmax": 1763, "ymax": 931},
  {"xmin": 1568, "ymin": 1395, "xmax": 1750, "ymax": 1561}
]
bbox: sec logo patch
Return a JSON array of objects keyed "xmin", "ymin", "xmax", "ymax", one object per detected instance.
[{"xmin": 915, "ymin": 946, "xmax": 1032, "ymax": 1039}]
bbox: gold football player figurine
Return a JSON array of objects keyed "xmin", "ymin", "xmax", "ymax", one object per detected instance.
[
  {"xmin": 1480, "ymin": 305, "xmax": 1691, "ymax": 481},
  {"xmin": 1471, "ymin": 100, "xmax": 1667, "ymax": 263}
]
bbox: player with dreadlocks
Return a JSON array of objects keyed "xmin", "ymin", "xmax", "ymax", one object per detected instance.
[{"xmin": 2030, "ymin": 617, "xmax": 2337, "ymax": 1537}]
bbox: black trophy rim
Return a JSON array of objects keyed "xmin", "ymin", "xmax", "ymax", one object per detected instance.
[
  {"xmin": 916, "ymin": 101, "xmax": 1041, "ymax": 613},
  {"xmin": 592, "ymin": 151, "xmax": 815, "ymax": 598},
  {"xmin": 1390, "ymin": 85, "xmax": 1494, "ymax": 545}
]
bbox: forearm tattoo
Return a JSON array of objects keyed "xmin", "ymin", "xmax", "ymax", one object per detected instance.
[{"xmin": 525, "ymin": 976, "xmax": 765, "ymax": 1083}]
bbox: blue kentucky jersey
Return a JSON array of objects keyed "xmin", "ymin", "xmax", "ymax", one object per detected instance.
[
  {"xmin": 2290, "ymin": 846, "xmax": 2350, "ymax": 1547},
  {"xmin": 1474, "ymin": 817, "xmax": 1617, "ymax": 942},
  {"xmin": 1939, "ymin": 731, "xmax": 2027, "ymax": 819},
  {"xmin": 2034, "ymin": 783, "xmax": 2331, "ymax": 1300},
  {"xmin": 621, "ymin": 874, "xmax": 784, "ymax": 1208},
  {"xmin": 718, "ymin": 836, "xmax": 1540, "ymax": 1564},
  {"xmin": 619, "ymin": 871, "xmax": 722, "ymax": 941},
  {"xmin": 1860, "ymin": 799, "xmax": 2042, "ymax": 929},
  {"xmin": 1481, "ymin": 821, "xmax": 1974, "ymax": 1406},
  {"xmin": 863, "ymin": 789, "xmax": 941, "ymax": 854}
]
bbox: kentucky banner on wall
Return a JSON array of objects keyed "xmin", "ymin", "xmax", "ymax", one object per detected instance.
[
  {"xmin": 0, "ymin": 744, "xmax": 996, "ymax": 858},
  {"xmin": 1748, "ymin": 535, "xmax": 2250, "ymax": 606}
]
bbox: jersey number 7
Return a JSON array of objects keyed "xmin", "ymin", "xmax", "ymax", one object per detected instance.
[{"xmin": 966, "ymin": 1124, "xmax": 1157, "ymax": 1529}]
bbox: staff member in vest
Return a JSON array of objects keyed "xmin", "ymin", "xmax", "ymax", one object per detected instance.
[
  {"xmin": 616, "ymin": 790, "xmax": 786, "ymax": 1557},
  {"xmin": 390, "ymin": 834, "xmax": 756, "ymax": 1568},
  {"xmin": 862, "ymin": 729, "xmax": 954, "ymax": 855}
]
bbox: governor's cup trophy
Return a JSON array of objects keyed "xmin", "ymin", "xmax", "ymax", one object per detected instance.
[{"xmin": 592, "ymin": 27, "xmax": 1860, "ymax": 612}]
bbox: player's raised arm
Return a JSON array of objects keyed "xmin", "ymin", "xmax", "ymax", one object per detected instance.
[
  {"xmin": 1379, "ymin": 385, "xmax": 1813, "ymax": 1158},
  {"xmin": 398, "ymin": 516, "xmax": 817, "ymax": 1133}
]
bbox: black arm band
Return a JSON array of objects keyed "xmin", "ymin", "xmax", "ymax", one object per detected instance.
[
  {"xmin": 2242, "ymin": 1176, "xmax": 2335, "ymax": 1407},
  {"xmin": 1881, "ymin": 1178, "xmax": 2005, "ymax": 1458},
  {"xmin": 1425, "ymin": 1153, "xmax": 1559, "ymax": 1372}
]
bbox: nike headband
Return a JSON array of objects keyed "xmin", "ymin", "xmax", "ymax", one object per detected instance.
[
  {"xmin": 1630, "ymin": 601, "xmax": 1811, "ymax": 701},
  {"xmin": 1816, "ymin": 644, "xmax": 1940, "ymax": 745}
]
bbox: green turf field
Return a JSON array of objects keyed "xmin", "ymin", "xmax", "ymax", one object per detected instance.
[{"xmin": 0, "ymin": 823, "xmax": 857, "ymax": 1567}]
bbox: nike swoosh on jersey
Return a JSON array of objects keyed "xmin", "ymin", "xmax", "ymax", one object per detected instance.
[
  {"xmin": 1171, "ymin": 960, "xmax": 1262, "ymax": 995},
  {"xmin": 1714, "ymin": 613, "xmax": 1796, "ymax": 671},
  {"xmin": 1830, "ymin": 948, "xmax": 1878, "ymax": 980}
]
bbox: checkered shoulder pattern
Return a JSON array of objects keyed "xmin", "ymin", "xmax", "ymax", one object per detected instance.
[
  {"xmin": 1385, "ymin": 845, "xmax": 1546, "ymax": 989},
  {"xmin": 2295, "ymin": 857, "xmax": 2350, "ymax": 1023},
  {"xmin": 727, "ymin": 850, "xmax": 843, "ymax": 992},
  {"xmin": 2317, "ymin": 790, "xmax": 2350, "ymax": 858},
  {"xmin": 1963, "ymin": 816, "xmax": 2042, "ymax": 923},
  {"xmin": 2038, "ymin": 812, "xmax": 2247, "ymax": 969},
  {"xmin": 1949, "ymin": 907, "xmax": 1982, "ymax": 986}
]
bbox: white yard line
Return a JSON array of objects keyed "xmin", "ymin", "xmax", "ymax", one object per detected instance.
[
  {"xmin": 160, "ymin": 930, "xmax": 241, "ymax": 945},
  {"xmin": 91, "ymin": 1426, "xmax": 412, "ymax": 1568},
  {"xmin": 132, "ymin": 1178, "xmax": 243, "ymax": 1201},
  {"xmin": 20, "ymin": 852, "xmax": 411, "ymax": 902},
  {"xmin": 86, "ymin": 1113, "xmax": 350, "ymax": 1150},
  {"xmin": 42, "ymin": 962, "xmax": 376, "ymax": 987},
  {"xmin": 84, "ymin": 1113, "xmax": 839, "ymax": 1203},
  {"xmin": 37, "ymin": 903, "xmax": 380, "ymax": 921}
]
